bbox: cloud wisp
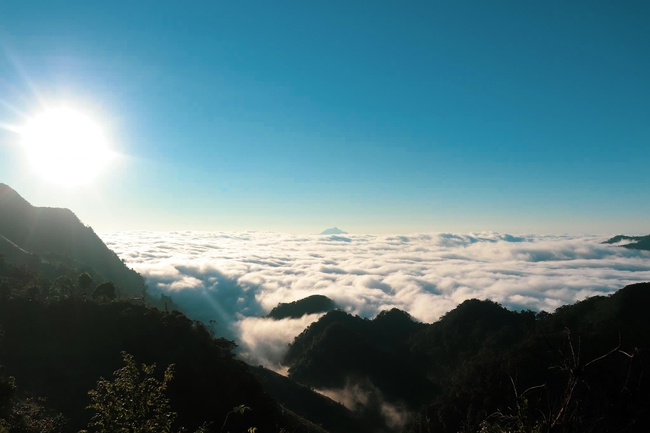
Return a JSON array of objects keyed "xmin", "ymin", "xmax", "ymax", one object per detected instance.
[{"xmin": 100, "ymin": 231, "xmax": 650, "ymax": 367}]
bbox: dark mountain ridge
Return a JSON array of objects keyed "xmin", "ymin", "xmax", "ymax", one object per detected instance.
[
  {"xmin": 2, "ymin": 183, "xmax": 649, "ymax": 432},
  {"xmin": 0, "ymin": 185, "xmax": 332, "ymax": 432},
  {"xmin": 267, "ymin": 294, "xmax": 337, "ymax": 320},
  {"xmin": 0, "ymin": 297, "xmax": 327, "ymax": 433},
  {"xmin": 283, "ymin": 285, "xmax": 650, "ymax": 432},
  {"xmin": 0, "ymin": 183, "xmax": 143, "ymax": 294},
  {"xmin": 285, "ymin": 308, "xmax": 433, "ymax": 414},
  {"xmin": 603, "ymin": 234, "xmax": 650, "ymax": 251}
]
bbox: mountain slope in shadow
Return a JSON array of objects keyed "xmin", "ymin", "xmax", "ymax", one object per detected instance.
[
  {"xmin": 267, "ymin": 295, "xmax": 337, "ymax": 320},
  {"xmin": 250, "ymin": 366, "xmax": 372, "ymax": 433},
  {"xmin": 0, "ymin": 183, "xmax": 144, "ymax": 294},
  {"xmin": 603, "ymin": 234, "xmax": 650, "ymax": 251},
  {"xmin": 282, "ymin": 284, "xmax": 650, "ymax": 433}
]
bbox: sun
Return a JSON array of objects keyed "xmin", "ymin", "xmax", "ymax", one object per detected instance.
[{"xmin": 21, "ymin": 107, "xmax": 115, "ymax": 186}]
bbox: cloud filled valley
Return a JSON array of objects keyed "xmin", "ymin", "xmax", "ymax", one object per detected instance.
[{"xmin": 100, "ymin": 231, "xmax": 650, "ymax": 368}]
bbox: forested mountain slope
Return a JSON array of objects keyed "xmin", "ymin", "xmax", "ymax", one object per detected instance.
[
  {"xmin": 283, "ymin": 284, "xmax": 650, "ymax": 433},
  {"xmin": 0, "ymin": 296, "xmax": 328, "ymax": 433},
  {"xmin": 0, "ymin": 184, "xmax": 143, "ymax": 294},
  {"xmin": 250, "ymin": 365, "xmax": 372, "ymax": 433},
  {"xmin": 603, "ymin": 234, "xmax": 650, "ymax": 251},
  {"xmin": 2, "ymin": 184, "xmax": 648, "ymax": 432}
]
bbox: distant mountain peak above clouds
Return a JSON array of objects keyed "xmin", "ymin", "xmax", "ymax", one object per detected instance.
[
  {"xmin": 267, "ymin": 294, "xmax": 337, "ymax": 320},
  {"xmin": 603, "ymin": 234, "xmax": 650, "ymax": 251},
  {"xmin": 320, "ymin": 227, "xmax": 347, "ymax": 235}
]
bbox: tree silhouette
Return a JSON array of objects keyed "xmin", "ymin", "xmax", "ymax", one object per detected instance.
[
  {"xmin": 25, "ymin": 285, "xmax": 41, "ymax": 301},
  {"xmin": 93, "ymin": 282, "xmax": 116, "ymax": 301},
  {"xmin": 0, "ymin": 278, "xmax": 9, "ymax": 302},
  {"xmin": 78, "ymin": 272, "xmax": 93, "ymax": 297},
  {"xmin": 50, "ymin": 276, "xmax": 74, "ymax": 300}
]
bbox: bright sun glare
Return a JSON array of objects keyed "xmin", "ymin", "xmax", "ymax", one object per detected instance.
[{"xmin": 21, "ymin": 107, "xmax": 115, "ymax": 186}]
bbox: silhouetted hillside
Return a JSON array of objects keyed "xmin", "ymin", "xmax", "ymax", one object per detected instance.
[
  {"xmin": 0, "ymin": 184, "xmax": 143, "ymax": 294},
  {"xmin": 284, "ymin": 308, "xmax": 432, "ymax": 416},
  {"xmin": 2, "ymin": 183, "xmax": 648, "ymax": 433},
  {"xmin": 408, "ymin": 299, "xmax": 536, "ymax": 376},
  {"xmin": 283, "ymin": 285, "xmax": 650, "ymax": 433},
  {"xmin": 0, "ymin": 234, "xmax": 32, "ymax": 264},
  {"xmin": 267, "ymin": 295, "xmax": 337, "ymax": 319},
  {"xmin": 0, "ymin": 297, "xmax": 328, "ymax": 433}
]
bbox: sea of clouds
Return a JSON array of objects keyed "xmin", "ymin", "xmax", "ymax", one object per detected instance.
[{"xmin": 100, "ymin": 231, "xmax": 650, "ymax": 368}]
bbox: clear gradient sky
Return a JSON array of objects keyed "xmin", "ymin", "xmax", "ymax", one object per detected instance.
[{"xmin": 0, "ymin": 1, "xmax": 648, "ymax": 234}]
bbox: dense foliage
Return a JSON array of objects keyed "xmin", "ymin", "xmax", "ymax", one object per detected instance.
[
  {"xmin": 1, "ymin": 184, "xmax": 649, "ymax": 433},
  {"xmin": 284, "ymin": 286, "xmax": 650, "ymax": 432},
  {"xmin": 82, "ymin": 352, "xmax": 178, "ymax": 433},
  {"xmin": 2, "ymin": 231, "xmax": 649, "ymax": 433},
  {"xmin": 0, "ymin": 369, "xmax": 66, "ymax": 433},
  {"xmin": 0, "ymin": 260, "xmax": 327, "ymax": 433}
]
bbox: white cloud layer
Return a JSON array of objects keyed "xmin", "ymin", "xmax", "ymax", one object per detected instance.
[{"xmin": 100, "ymin": 231, "xmax": 650, "ymax": 367}]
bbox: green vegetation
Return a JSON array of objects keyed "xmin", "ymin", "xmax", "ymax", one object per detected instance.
[
  {"xmin": 82, "ymin": 352, "xmax": 178, "ymax": 433},
  {"xmin": 0, "ymin": 255, "xmax": 327, "ymax": 433},
  {"xmin": 1, "ymin": 184, "xmax": 649, "ymax": 432},
  {"xmin": 2, "ymin": 233, "xmax": 649, "ymax": 433},
  {"xmin": 283, "ymin": 287, "xmax": 650, "ymax": 432},
  {"xmin": 92, "ymin": 282, "xmax": 117, "ymax": 301}
]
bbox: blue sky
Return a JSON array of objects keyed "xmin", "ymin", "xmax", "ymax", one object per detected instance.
[{"xmin": 1, "ymin": 1, "xmax": 648, "ymax": 234}]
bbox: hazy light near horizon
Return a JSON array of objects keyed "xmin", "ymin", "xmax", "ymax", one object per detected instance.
[
  {"xmin": 101, "ymin": 230, "xmax": 650, "ymax": 368},
  {"xmin": 20, "ymin": 107, "xmax": 114, "ymax": 187}
]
